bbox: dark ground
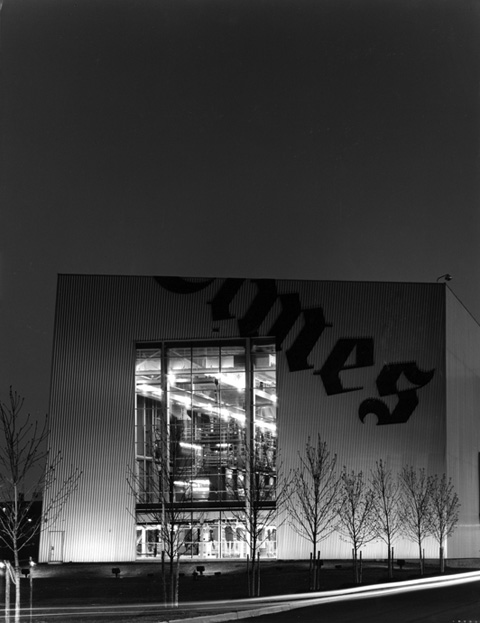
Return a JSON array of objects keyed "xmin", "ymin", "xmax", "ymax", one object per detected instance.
[{"xmin": 2, "ymin": 559, "xmax": 479, "ymax": 622}]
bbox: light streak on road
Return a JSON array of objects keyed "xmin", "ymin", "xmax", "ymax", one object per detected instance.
[{"xmin": 286, "ymin": 569, "xmax": 480, "ymax": 609}]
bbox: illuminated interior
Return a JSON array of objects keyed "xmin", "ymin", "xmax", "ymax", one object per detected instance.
[{"xmin": 134, "ymin": 340, "xmax": 277, "ymax": 559}]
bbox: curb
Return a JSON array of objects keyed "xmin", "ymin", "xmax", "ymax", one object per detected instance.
[{"xmin": 169, "ymin": 604, "xmax": 293, "ymax": 623}]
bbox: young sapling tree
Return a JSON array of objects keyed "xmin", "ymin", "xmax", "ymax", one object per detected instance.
[
  {"xmin": 336, "ymin": 468, "xmax": 376, "ymax": 584},
  {"xmin": 428, "ymin": 473, "xmax": 460, "ymax": 572},
  {"xmin": 399, "ymin": 466, "xmax": 432, "ymax": 575},
  {"xmin": 287, "ymin": 435, "xmax": 339, "ymax": 589},
  {"xmin": 0, "ymin": 387, "xmax": 81, "ymax": 623},
  {"xmin": 370, "ymin": 459, "xmax": 402, "ymax": 578}
]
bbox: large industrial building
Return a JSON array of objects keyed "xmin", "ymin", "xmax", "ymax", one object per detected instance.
[{"xmin": 39, "ymin": 275, "xmax": 480, "ymax": 563}]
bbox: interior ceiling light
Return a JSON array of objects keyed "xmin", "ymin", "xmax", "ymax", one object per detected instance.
[
  {"xmin": 207, "ymin": 372, "xmax": 245, "ymax": 390},
  {"xmin": 255, "ymin": 420, "xmax": 277, "ymax": 433},
  {"xmin": 255, "ymin": 387, "xmax": 277, "ymax": 403},
  {"xmin": 179, "ymin": 441, "xmax": 202, "ymax": 451},
  {"xmin": 136, "ymin": 383, "xmax": 162, "ymax": 397}
]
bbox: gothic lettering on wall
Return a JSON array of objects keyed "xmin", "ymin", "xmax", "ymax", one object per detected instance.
[
  {"xmin": 155, "ymin": 277, "xmax": 435, "ymax": 425},
  {"xmin": 207, "ymin": 278, "xmax": 245, "ymax": 320},
  {"xmin": 236, "ymin": 279, "xmax": 278, "ymax": 336},
  {"xmin": 208, "ymin": 279, "xmax": 332, "ymax": 372},
  {"xmin": 317, "ymin": 338, "xmax": 375, "ymax": 395},
  {"xmin": 358, "ymin": 363, "xmax": 435, "ymax": 425},
  {"xmin": 154, "ymin": 277, "xmax": 215, "ymax": 293},
  {"xmin": 285, "ymin": 307, "xmax": 332, "ymax": 372}
]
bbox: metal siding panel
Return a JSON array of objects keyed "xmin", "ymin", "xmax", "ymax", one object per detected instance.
[
  {"xmin": 41, "ymin": 277, "xmax": 448, "ymax": 562},
  {"xmin": 445, "ymin": 288, "xmax": 480, "ymax": 558},
  {"xmin": 41, "ymin": 276, "xmax": 137, "ymax": 562},
  {"xmin": 277, "ymin": 281, "xmax": 445, "ymax": 559}
]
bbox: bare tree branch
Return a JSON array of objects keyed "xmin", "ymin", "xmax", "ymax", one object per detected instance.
[
  {"xmin": 370, "ymin": 459, "xmax": 402, "ymax": 578},
  {"xmin": 127, "ymin": 416, "xmax": 204, "ymax": 605},
  {"xmin": 225, "ymin": 439, "xmax": 289, "ymax": 596},
  {"xmin": 336, "ymin": 468, "xmax": 376, "ymax": 584},
  {"xmin": 0, "ymin": 387, "xmax": 82, "ymax": 623},
  {"xmin": 428, "ymin": 473, "xmax": 460, "ymax": 572},
  {"xmin": 399, "ymin": 465, "xmax": 432, "ymax": 575},
  {"xmin": 287, "ymin": 434, "xmax": 339, "ymax": 589}
]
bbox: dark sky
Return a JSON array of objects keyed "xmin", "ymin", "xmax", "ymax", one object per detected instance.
[{"xmin": 1, "ymin": 0, "xmax": 479, "ymax": 418}]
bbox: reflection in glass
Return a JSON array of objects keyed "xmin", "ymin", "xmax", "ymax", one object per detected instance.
[
  {"xmin": 166, "ymin": 344, "xmax": 247, "ymax": 502},
  {"xmin": 134, "ymin": 341, "xmax": 277, "ymax": 558}
]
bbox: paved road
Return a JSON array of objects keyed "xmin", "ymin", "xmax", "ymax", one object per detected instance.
[
  {"xmin": 14, "ymin": 574, "xmax": 480, "ymax": 622},
  {"xmin": 242, "ymin": 577, "xmax": 480, "ymax": 623}
]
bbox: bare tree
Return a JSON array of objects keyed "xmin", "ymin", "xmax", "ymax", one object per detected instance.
[
  {"xmin": 399, "ymin": 466, "xmax": 432, "ymax": 575},
  {"xmin": 370, "ymin": 459, "xmax": 402, "ymax": 579},
  {"xmin": 227, "ymin": 439, "xmax": 289, "ymax": 597},
  {"xmin": 128, "ymin": 415, "xmax": 203, "ymax": 606},
  {"xmin": 0, "ymin": 387, "xmax": 81, "ymax": 623},
  {"xmin": 287, "ymin": 434, "xmax": 340, "ymax": 590},
  {"xmin": 428, "ymin": 473, "xmax": 460, "ymax": 573},
  {"xmin": 336, "ymin": 468, "xmax": 376, "ymax": 584}
]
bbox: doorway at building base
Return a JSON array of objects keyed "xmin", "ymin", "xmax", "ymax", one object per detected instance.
[{"xmin": 136, "ymin": 514, "xmax": 277, "ymax": 560}]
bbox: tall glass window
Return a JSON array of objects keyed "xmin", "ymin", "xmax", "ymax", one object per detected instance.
[
  {"xmin": 167, "ymin": 343, "xmax": 247, "ymax": 502},
  {"xmin": 252, "ymin": 343, "xmax": 277, "ymax": 501},
  {"xmin": 135, "ymin": 349, "xmax": 162, "ymax": 503},
  {"xmin": 134, "ymin": 340, "xmax": 277, "ymax": 558}
]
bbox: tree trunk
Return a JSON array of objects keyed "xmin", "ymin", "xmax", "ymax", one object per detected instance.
[
  {"xmin": 418, "ymin": 543, "xmax": 424, "ymax": 576},
  {"xmin": 14, "ymin": 569, "xmax": 21, "ymax": 623},
  {"xmin": 249, "ymin": 551, "xmax": 258, "ymax": 597},
  {"xmin": 29, "ymin": 565, "xmax": 33, "ymax": 623},
  {"xmin": 248, "ymin": 538, "xmax": 258, "ymax": 597},
  {"xmin": 309, "ymin": 553, "xmax": 313, "ymax": 591},
  {"xmin": 311, "ymin": 551, "xmax": 320, "ymax": 591},
  {"xmin": 169, "ymin": 556, "xmax": 176, "ymax": 606},
  {"xmin": 387, "ymin": 543, "xmax": 393, "ymax": 579},
  {"xmin": 256, "ymin": 552, "xmax": 261, "ymax": 597},
  {"xmin": 312, "ymin": 542, "xmax": 317, "ymax": 592},
  {"xmin": 388, "ymin": 546, "xmax": 394, "ymax": 580},
  {"xmin": 440, "ymin": 545, "xmax": 445, "ymax": 573},
  {"xmin": 5, "ymin": 563, "xmax": 11, "ymax": 623},
  {"xmin": 14, "ymin": 548, "xmax": 21, "ymax": 623},
  {"xmin": 161, "ymin": 551, "xmax": 166, "ymax": 606},
  {"xmin": 174, "ymin": 556, "xmax": 180, "ymax": 606}
]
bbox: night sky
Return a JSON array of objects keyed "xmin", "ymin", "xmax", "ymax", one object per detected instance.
[{"xmin": 1, "ymin": 0, "xmax": 479, "ymax": 418}]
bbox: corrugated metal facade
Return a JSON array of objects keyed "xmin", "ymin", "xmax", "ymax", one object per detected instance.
[
  {"xmin": 445, "ymin": 288, "xmax": 480, "ymax": 557},
  {"xmin": 39, "ymin": 276, "xmax": 476, "ymax": 562},
  {"xmin": 276, "ymin": 280, "xmax": 445, "ymax": 559}
]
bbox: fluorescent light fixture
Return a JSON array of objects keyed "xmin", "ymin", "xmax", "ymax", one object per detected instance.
[
  {"xmin": 173, "ymin": 479, "xmax": 210, "ymax": 492},
  {"xmin": 179, "ymin": 442, "xmax": 202, "ymax": 451},
  {"xmin": 172, "ymin": 394, "xmax": 191, "ymax": 406},
  {"xmin": 207, "ymin": 372, "xmax": 245, "ymax": 390},
  {"xmin": 255, "ymin": 420, "xmax": 276, "ymax": 433},
  {"xmin": 136, "ymin": 383, "xmax": 162, "ymax": 397}
]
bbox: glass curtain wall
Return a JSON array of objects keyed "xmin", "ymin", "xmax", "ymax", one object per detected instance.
[
  {"xmin": 134, "ymin": 341, "xmax": 277, "ymax": 559},
  {"xmin": 167, "ymin": 344, "xmax": 247, "ymax": 503},
  {"xmin": 252, "ymin": 343, "xmax": 277, "ymax": 501},
  {"xmin": 135, "ymin": 349, "xmax": 162, "ymax": 503}
]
